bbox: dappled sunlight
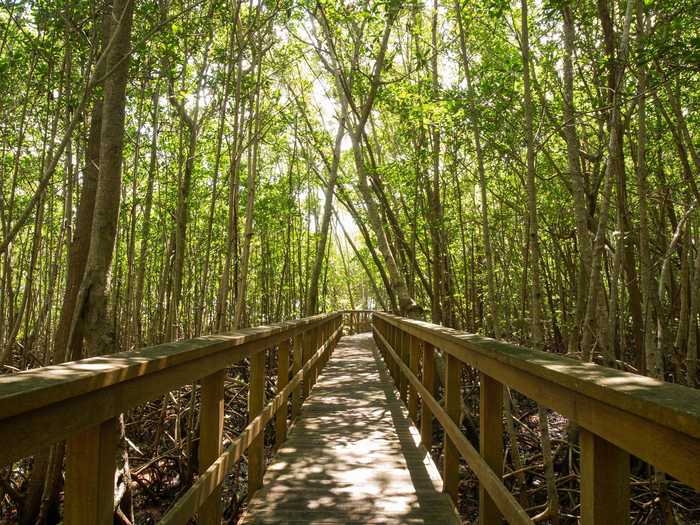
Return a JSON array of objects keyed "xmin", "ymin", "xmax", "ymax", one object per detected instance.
[
  {"xmin": 239, "ymin": 333, "xmax": 459, "ymax": 524},
  {"xmin": 387, "ymin": 316, "xmax": 700, "ymax": 431}
]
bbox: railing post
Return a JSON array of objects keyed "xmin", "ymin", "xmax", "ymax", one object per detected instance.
[
  {"xmin": 421, "ymin": 341, "xmax": 435, "ymax": 450},
  {"xmin": 248, "ymin": 349, "xmax": 266, "ymax": 496},
  {"xmin": 321, "ymin": 321, "xmax": 329, "ymax": 367},
  {"xmin": 387, "ymin": 323, "xmax": 395, "ymax": 380},
  {"xmin": 444, "ymin": 353, "xmax": 461, "ymax": 503},
  {"xmin": 302, "ymin": 329, "xmax": 312, "ymax": 398},
  {"xmin": 387, "ymin": 322, "xmax": 393, "ymax": 370},
  {"xmin": 198, "ymin": 369, "xmax": 225, "ymax": 524},
  {"xmin": 398, "ymin": 329, "xmax": 408, "ymax": 402},
  {"xmin": 479, "ymin": 372, "xmax": 503, "ymax": 524},
  {"xmin": 64, "ymin": 417, "xmax": 118, "ymax": 525},
  {"xmin": 275, "ymin": 339, "xmax": 290, "ymax": 449},
  {"xmin": 292, "ymin": 333, "xmax": 303, "ymax": 418},
  {"xmin": 393, "ymin": 325, "xmax": 400, "ymax": 385},
  {"xmin": 311, "ymin": 325, "xmax": 320, "ymax": 387},
  {"xmin": 580, "ymin": 428, "xmax": 630, "ymax": 524},
  {"xmin": 407, "ymin": 335, "xmax": 419, "ymax": 422}
]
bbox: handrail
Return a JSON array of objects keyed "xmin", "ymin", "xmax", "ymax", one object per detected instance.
[
  {"xmin": 159, "ymin": 320, "xmax": 343, "ymax": 525},
  {"xmin": 0, "ymin": 311, "xmax": 346, "ymax": 524},
  {"xmin": 340, "ymin": 308, "xmax": 374, "ymax": 334},
  {"xmin": 372, "ymin": 312, "xmax": 700, "ymax": 524}
]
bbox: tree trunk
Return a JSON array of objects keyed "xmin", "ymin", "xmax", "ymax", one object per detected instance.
[
  {"xmin": 561, "ymin": 3, "xmax": 592, "ymax": 353},
  {"xmin": 306, "ymin": 104, "xmax": 347, "ymax": 315},
  {"xmin": 455, "ymin": 1, "xmax": 499, "ymax": 337},
  {"xmin": 521, "ymin": 2, "xmax": 559, "ymax": 521}
]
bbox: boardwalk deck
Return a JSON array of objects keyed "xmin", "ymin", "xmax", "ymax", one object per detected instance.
[{"xmin": 239, "ymin": 332, "xmax": 460, "ymax": 524}]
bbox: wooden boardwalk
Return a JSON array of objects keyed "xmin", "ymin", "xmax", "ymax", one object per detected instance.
[{"xmin": 239, "ymin": 333, "xmax": 460, "ymax": 524}]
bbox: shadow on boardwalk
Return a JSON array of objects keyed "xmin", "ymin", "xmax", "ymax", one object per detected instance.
[{"xmin": 238, "ymin": 332, "xmax": 460, "ymax": 524}]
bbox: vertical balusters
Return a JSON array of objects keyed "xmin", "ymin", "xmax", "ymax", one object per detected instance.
[
  {"xmin": 580, "ymin": 429, "xmax": 630, "ymax": 524},
  {"xmin": 407, "ymin": 335, "xmax": 419, "ymax": 422},
  {"xmin": 275, "ymin": 339, "xmax": 290, "ymax": 448},
  {"xmin": 394, "ymin": 325, "xmax": 400, "ymax": 380},
  {"xmin": 479, "ymin": 372, "xmax": 503, "ymax": 523},
  {"xmin": 198, "ymin": 369, "xmax": 225, "ymax": 524},
  {"xmin": 64, "ymin": 417, "xmax": 118, "ymax": 525},
  {"xmin": 292, "ymin": 333, "xmax": 303, "ymax": 418},
  {"xmin": 311, "ymin": 325, "xmax": 320, "ymax": 388},
  {"xmin": 248, "ymin": 349, "xmax": 266, "ymax": 496},
  {"xmin": 398, "ymin": 329, "xmax": 408, "ymax": 402},
  {"xmin": 421, "ymin": 341, "xmax": 435, "ymax": 450},
  {"xmin": 444, "ymin": 353, "xmax": 461, "ymax": 503},
  {"xmin": 302, "ymin": 328, "xmax": 312, "ymax": 398}
]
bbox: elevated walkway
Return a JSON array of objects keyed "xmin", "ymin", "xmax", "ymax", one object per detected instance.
[
  {"xmin": 239, "ymin": 333, "xmax": 459, "ymax": 524},
  {"xmin": 1, "ymin": 310, "xmax": 698, "ymax": 524}
]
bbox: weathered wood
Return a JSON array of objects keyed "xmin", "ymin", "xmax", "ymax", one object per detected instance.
[
  {"xmin": 375, "ymin": 313, "xmax": 700, "ymax": 490},
  {"xmin": 444, "ymin": 353, "xmax": 461, "ymax": 503},
  {"xmin": 388, "ymin": 324, "xmax": 396, "ymax": 380},
  {"xmin": 248, "ymin": 349, "xmax": 266, "ymax": 496},
  {"xmin": 399, "ymin": 329, "xmax": 408, "ymax": 402},
  {"xmin": 302, "ymin": 329, "xmax": 312, "ymax": 398},
  {"xmin": 580, "ymin": 428, "xmax": 630, "ymax": 525},
  {"xmin": 421, "ymin": 341, "xmax": 435, "ymax": 450},
  {"xmin": 374, "ymin": 326, "xmax": 533, "ymax": 525},
  {"xmin": 8, "ymin": 309, "xmax": 700, "ymax": 525},
  {"xmin": 198, "ymin": 369, "xmax": 225, "ymax": 525},
  {"xmin": 239, "ymin": 334, "xmax": 460, "ymax": 525},
  {"xmin": 408, "ymin": 335, "xmax": 420, "ymax": 422},
  {"xmin": 0, "ymin": 313, "xmax": 341, "ymax": 466},
  {"xmin": 64, "ymin": 417, "xmax": 118, "ymax": 525},
  {"xmin": 275, "ymin": 339, "xmax": 290, "ymax": 448},
  {"xmin": 0, "ymin": 314, "xmax": 336, "ymax": 420},
  {"xmin": 159, "ymin": 324, "xmax": 343, "ymax": 525},
  {"xmin": 292, "ymin": 333, "xmax": 303, "ymax": 418},
  {"xmin": 311, "ymin": 326, "xmax": 320, "ymax": 388},
  {"xmin": 479, "ymin": 372, "xmax": 503, "ymax": 524}
]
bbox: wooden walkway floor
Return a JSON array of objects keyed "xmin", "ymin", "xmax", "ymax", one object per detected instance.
[{"xmin": 239, "ymin": 333, "xmax": 460, "ymax": 524}]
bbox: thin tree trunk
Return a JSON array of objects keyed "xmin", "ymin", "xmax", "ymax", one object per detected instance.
[
  {"xmin": 521, "ymin": 2, "xmax": 559, "ymax": 520},
  {"xmin": 306, "ymin": 103, "xmax": 347, "ymax": 315},
  {"xmin": 455, "ymin": 1, "xmax": 499, "ymax": 337},
  {"xmin": 233, "ymin": 48, "xmax": 264, "ymax": 329}
]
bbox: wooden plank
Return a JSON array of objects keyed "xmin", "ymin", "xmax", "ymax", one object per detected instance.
[
  {"xmin": 421, "ymin": 342, "xmax": 435, "ymax": 450},
  {"xmin": 64, "ymin": 417, "xmax": 117, "ymax": 525},
  {"xmin": 292, "ymin": 334, "xmax": 303, "ymax": 419},
  {"xmin": 0, "ymin": 313, "xmax": 339, "ymax": 420},
  {"xmin": 248, "ymin": 350, "xmax": 266, "ymax": 496},
  {"xmin": 580, "ymin": 428, "xmax": 630, "ymax": 525},
  {"xmin": 302, "ymin": 329, "xmax": 312, "ymax": 398},
  {"xmin": 311, "ymin": 326, "xmax": 320, "ymax": 388},
  {"xmin": 375, "ymin": 313, "xmax": 700, "ymax": 489},
  {"xmin": 239, "ymin": 333, "xmax": 460, "ymax": 525},
  {"xmin": 479, "ymin": 372, "xmax": 503, "ymax": 524},
  {"xmin": 375, "ymin": 313, "xmax": 700, "ymax": 437},
  {"xmin": 408, "ymin": 335, "xmax": 419, "ymax": 422},
  {"xmin": 0, "ymin": 314, "xmax": 341, "ymax": 466},
  {"xmin": 198, "ymin": 370, "xmax": 225, "ymax": 525},
  {"xmin": 275, "ymin": 339, "xmax": 290, "ymax": 448},
  {"xmin": 159, "ymin": 324, "xmax": 344, "ymax": 525},
  {"xmin": 389, "ymin": 325, "xmax": 396, "ymax": 382},
  {"xmin": 374, "ymin": 327, "xmax": 532, "ymax": 525},
  {"xmin": 399, "ymin": 329, "xmax": 408, "ymax": 402},
  {"xmin": 0, "ymin": 348, "xmax": 242, "ymax": 466},
  {"xmin": 444, "ymin": 354, "xmax": 461, "ymax": 503}
]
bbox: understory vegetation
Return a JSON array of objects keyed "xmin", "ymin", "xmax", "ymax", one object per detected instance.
[{"xmin": 1, "ymin": 0, "xmax": 699, "ymax": 522}]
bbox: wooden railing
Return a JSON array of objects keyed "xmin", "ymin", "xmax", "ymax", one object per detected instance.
[
  {"xmin": 372, "ymin": 312, "xmax": 700, "ymax": 525},
  {"xmin": 345, "ymin": 309, "xmax": 373, "ymax": 334},
  {"xmin": 0, "ymin": 312, "xmax": 344, "ymax": 525}
]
